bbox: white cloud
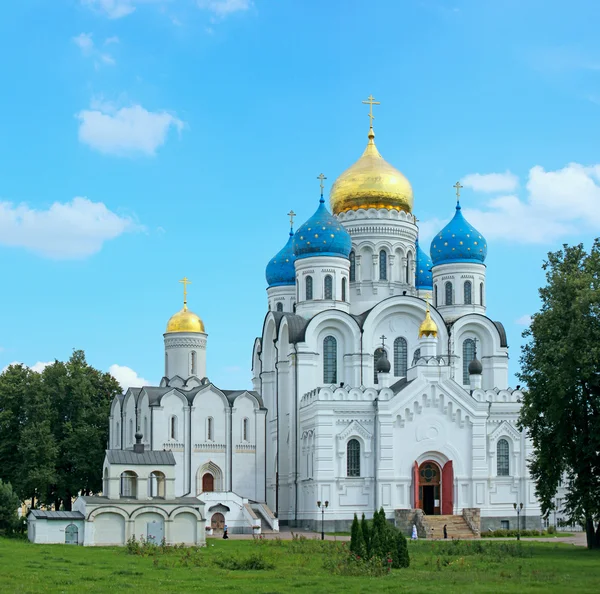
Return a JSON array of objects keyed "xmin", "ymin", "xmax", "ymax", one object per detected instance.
[
  {"xmin": 108, "ymin": 364, "xmax": 151, "ymax": 391},
  {"xmin": 0, "ymin": 197, "xmax": 140, "ymax": 259},
  {"xmin": 77, "ymin": 101, "xmax": 184, "ymax": 156},
  {"xmin": 197, "ymin": 0, "xmax": 251, "ymax": 17},
  {"xmin": 2, "ymin": 361, "xmax": 53, "ymax": 373},
  {"xmin": 422, "ymin": 163, "xmax": 600, "ymax": 246},
  {"xmin": 73, "ymin": 32, "xmax": 116, "ymax": 66},
  {"xmin": 515, "ymin": 315, "xmax": 532, "ymax": 326},
  {"xmin": 82, "ymin": 0, "xmax": 167, "ymax": 19},
  {"xmin": 461, "ymin": 171, "xmax": 519, "ymax": 193},
  {"xmin": 104, "ymin": 36, "xmax": 120, "ymax": 45}
]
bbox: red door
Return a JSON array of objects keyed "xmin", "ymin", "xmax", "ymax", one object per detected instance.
[
  {"xmin": 202, "ymin": 473, "xmax": 214, "ymax": 492},
  {"xmin": 442, "ymin": 461, "xmax": 454, "ymax": 515}
]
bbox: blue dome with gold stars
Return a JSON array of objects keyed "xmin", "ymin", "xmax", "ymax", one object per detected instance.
[
  {"xmin": 416, "ymin": 239, "xmax": 433, "ymax": 290},
  {"xmin": 292, "ymin": 196, "xmax": 351, "ymax": 260},
  {"xmin": 430, "ymin": 202, "xmax": 487, "ymax": 266},
  {"xmin": 266, "ymin": 229, "xmax": 296, "ymax": 287}
]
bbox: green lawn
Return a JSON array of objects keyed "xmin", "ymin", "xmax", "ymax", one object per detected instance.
[{"xmin": 1, "ymin": 536, "xmax": 599, "ymax": 593}]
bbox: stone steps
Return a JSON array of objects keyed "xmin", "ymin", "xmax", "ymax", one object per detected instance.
[{"xmin": 423, "ymin": 515, "xmax": 479, "ymax": 539}]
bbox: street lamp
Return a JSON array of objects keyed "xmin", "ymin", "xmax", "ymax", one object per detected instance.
[
  {"xmin": 317, "ymin": 500, "xmax": 329, "ymax": 540},
  {"xmin": 513, "ymin": 502, "xmax": 524, "ymax": 540}
]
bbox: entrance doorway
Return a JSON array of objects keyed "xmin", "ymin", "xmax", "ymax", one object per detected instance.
[
  {"xmin": 202, "ymin": 473, "xmax": 214, "ymax": 492},
  {"xmin": 65, "ymin": 524, "xmax": 78, "ymax": 545},
  {"xmin": 418, "ymin": 461, "xmax": 441, "ymax": 515},
  {"xmin": 211, "ymin": 512, "xmax": 225, "ymax": 532}
]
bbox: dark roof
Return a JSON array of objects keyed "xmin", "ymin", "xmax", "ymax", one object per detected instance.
[
  {"xmin": 28, "ymin": 510, "xmax": 84, "ymax": 520},
  {"xmin": 493, "ymin": 321, "xmax": 508, "ymax": 347},
  {"xmin": 106, "ymin": 449, "xmax": 176, "ymax": 466},
  {"xmin": 390, "ymin": 377, "xmax": 414, "ymax": 394}
]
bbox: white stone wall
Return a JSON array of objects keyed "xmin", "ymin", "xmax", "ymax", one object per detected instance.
[
  {"xmin": 432, "ymin": 262, "xmax": 486, "ymax": 321},
  {"xmin": 27, "ymin": 518, "xmax": 84, "ymax": 545},
  {"xmin": 164, "ymin": 331, "xmax": 208, "ymax": 381}
]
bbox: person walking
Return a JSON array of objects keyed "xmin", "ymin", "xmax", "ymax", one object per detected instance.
[
  {"xmin": 443, "ymin": 524, "xmax": 448, "ymax": 539},
  {"xmin": 223, "ymin": 524, "xmax": 229, "ymax": 539}
]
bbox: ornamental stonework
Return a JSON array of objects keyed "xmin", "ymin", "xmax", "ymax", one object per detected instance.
[{"xmin": 165, "ymin": 337, "xmax": 206, "ymax": 350}]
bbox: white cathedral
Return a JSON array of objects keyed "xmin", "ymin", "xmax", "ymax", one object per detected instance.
[{"xmin": 28, "ymin": 100, "xmax": 541, "ymax": 546}]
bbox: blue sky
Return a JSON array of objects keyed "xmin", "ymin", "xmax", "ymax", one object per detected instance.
[{"xmin": 0, "ymin": 0, "xmax": 599, "ymax": 390}]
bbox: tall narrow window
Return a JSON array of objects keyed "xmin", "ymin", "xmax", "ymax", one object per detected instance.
[
  {"xmin": 324, "ymin": 275, "xmax": 333, "ymax": 299},
  {"xmin": 243, "ymin": 418, "xmax": 249, "ymax": 442},
  {"xmin": 349, "ymin": 251, "xmax": 356, "ymax": 281},
  {"xmin": 306, "ymin": 275, "xmax": 313, "ymax": 300},
  {"xmin": 347, "ymin": 439, "xmax": 360, "ymax": 477},
  {"xmin": 143, "ymin": 417, "xmax": 148, "ymax": 443},
  {"xmin": 379, "ymin": 250, "xmax": 387, "ymax": 280},
  {"xmin": 445, "ymin": 281, "xmax": 453, "ymax": 305},
  {"xmin": 394, "ymin": 337, "xmax": 408, "ymax": 377},
  {"xmin": 323, "ymin": 336, "xmax": 337, "ymax": 384},
  {"xmin": 497, "ymin": 438, "xmax": 510, "ymax": 476},
  {"xmin": 373, "ymin": 347, "xmax": 385, "ymax": 384},
  {"xmin": 116, "ymin": 421, "xmax": 120, "ymax": 447},
  {"xmin": 462, "ymin": 338, "xmax": 476, "ymax": 384},
  {"xmin": 480, "ymin": 282, "xmax": 484, "ymax": 305},
  {"xmin": 342, "ymin": 277, "xmax": 347, "ymax": 302},
  {"xmin": 128, "ymin": 419, "xmax": 133, "ymax": 444},
  {"xmin": 276, "ymin": 302, "xmax": 283, "ymax": 312},
  {"xmin": 170, "ymin": 416, "xmax": 177, "ymax": 440},
  {"xmin": 434, "ymin": 285, "xmax": 438, "ymax": 307},
  {"xmin": 191, "ymin": 350, "xmax": 197, "ymax": 375},
  {"xmin": 207, "ymin": 417, "xmax": 213, "ymax": 441},
  {"xmin": 407, "ymin": 254, "xmax": 413, "ymax": 284},
  {"xmin": 120, "ymin": 471, "xmax": 137, "ymax": 498},
  {"xmin": 464, "ymin": 281, "xmax": 472, "ymax": 305},
  {"xmin": 413, "ymin": 348, "xmax": 421, "ymax": 364}
]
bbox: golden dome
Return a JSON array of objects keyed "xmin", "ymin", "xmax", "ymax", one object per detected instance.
[
  {"xmin": 330, "ymin": 127, "xmax": 414, "ymax": 215},
  {"xmin": 166, "ymin": 306, "xmax": 205, "ymax": 333},
  {"xmin": 418, "ymin": 301, "xmax": 438, "ymax": 339}
]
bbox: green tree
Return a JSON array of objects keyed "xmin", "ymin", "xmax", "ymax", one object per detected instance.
[
  {"xmin": 518, "ymin": 240, "xmax": 600, "ymax": 549},
  {"xmin": 350, "ymin": 514, "xmax": 359, "ymax": 554},
  {"xmin": 0, "ymin": 479, "xmax": 20, "ymax": 534},
  {"xmin": 394, "ymin": 530, "xmax": 410, "ymax": 568},
  {"xmin": 360, "ymin": 513, "xmax": 371, "ymax": 557}
]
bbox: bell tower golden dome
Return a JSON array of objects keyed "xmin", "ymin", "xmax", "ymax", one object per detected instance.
[
  {"xmin": 418, "ymin": 297, "xmax": 438, "ymax": 339},
  {"xmin": 330, "ymin": 95, "xmax": 414, "ymax": 215},
  {"xmin": 166, "ymin": 276, "xmax": 206, "ymax": 334}
]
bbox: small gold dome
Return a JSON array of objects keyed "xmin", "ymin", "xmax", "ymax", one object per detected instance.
[
  {"xmin": 330, "ymin": 127, "xmax": 414, "ymax": 215},
  {"xmin": 419, "ymin": 302, "xmax": 438, "ymax": 339},
  {"xmin": 166, "ymin": 306, "xmax": 205, "ymax": 334}
]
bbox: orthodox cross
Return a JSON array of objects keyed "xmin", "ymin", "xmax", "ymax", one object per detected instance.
[
  {"xmin": 287, "ymin": 210, "xmax": 296, "ymax": 229},
  {"xmin": 362, "ymin": 94, "xmax": 380, "ymax": 126},
  {"xmin": 453, "ymin": 181, "xmax": 463, "ymax": 201},
  {"xmin": 380, "ymin": 334, "xmax": 387, "ymax": 349},
  {"xmin": 317, "ymin": 173, "xmax": 327, "ymax": 195},
  {"xmin": 179, "ymin": 276, "xmax": 191, "ymax": 308}
]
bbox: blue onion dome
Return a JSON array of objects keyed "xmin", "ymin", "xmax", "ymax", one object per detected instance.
[
  {"xmin": 415, "ymin": 238, "xmax": 433, "ymax": 290},
  {"xmin": 430, "ymin": 201, "xmax": 488, "ymax": 265},
  {"xmin": 292, "ymin": 194, "xmax": 352, "ymax": 260},
  {"xmin": 266, "ymin": 227, "xmax": 296, "ymax": 287}
]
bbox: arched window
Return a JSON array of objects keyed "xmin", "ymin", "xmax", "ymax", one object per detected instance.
[
  {"xmin": 462, "ymin": 338, "xmax": 476, "ymax": 384},
  {"xmin": 276, "ymin": 302, "xmax": 283, "ymax": 312},
  {"xmin": 323, "ymin": 336, "xmax": 337, "ymax": 384},
  {"xmin": 120, "ymin": 471, "xmax": 137, "ymax": 498},
  {"xmin": 445, "ymin": 281, "xmax": 453, "ymax": 305},
  {"xmin": 347, "ymin": 439, "xmax": 360, "ymax": 477},
  {"xmin": 115, "ymin": 421, "xmax": 120, "ymax": 448},
  {"xmin": 349, "ymin": 251, "xmax": 356, "ymax": 281},
  {"xmin": 497, "ymin": 438, "xmax": 510, "ymax": 476},
  {"xmin": 292, "ymin": 302, "xmax": 297, "ymax": 313},
  {"xmin": 406, "ymin": 258, "xmax": 410, "ymax": 284},
  {"xmin": 243, "ymin": 417, "xmax": 249, "ymax": 442},
  {"xmin": 342, "ymin": 277, "xmax": 347, "ymax": 302},
  {"xmin": 324, "ymin": 275, "xmax": 333, "ymax": 299},
  {"xmin": 103, "ymin": 467, "xmax": 109, "ymax": 495},
  {"xmin": 191, "ymin": 350, "xmax": 197, "ymax": 375},
  {"xmin": 373, "ymin": 347, "xmax": 385, "ymax": 384},
  {"xmin": 306, "ymin": 275, "xmax": 313, "ymax": 300},
  {"xmin": 480, "ymin": 282, "xmax": 484, "ymax": 305},
  {"xmin": 394, "ymin": 337, "xmax": 408, "ymax": 377},
  {"xmin": 149, "ymin": 471, "xmax": 166, "ymax": 498},
  {"xmin": 207, "ymin": 417, "xmax": 213, "ymax": 441},
  {"xmin": 379, "ymin": 250, "xmax": 387, "ymax": 280},
  {"xmin": 413, "ymin": 348, "xmax": 421, "ymax": 364},
  {"xmin": 464, "ymin": 281, "xmax": 472, "ymax": 305},
  {"xmin": 434, "ymin": 285, "xmax": 438, "ymax": 307},
  {"xmin": 169, "ymin": 416, "xmax": 177, "ymax": 440}
]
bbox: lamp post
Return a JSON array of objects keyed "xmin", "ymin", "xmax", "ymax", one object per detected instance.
[
  {"xmin": 513, "ymin": 502, "xmax": 523, "ymax": 540},
  {"xmin": 317, "ymin": 500, "xmax": 329, "ymax": 540}
]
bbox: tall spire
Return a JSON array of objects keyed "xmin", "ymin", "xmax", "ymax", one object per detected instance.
[
  {"xmin": 453, "ymin": 181, "xmax": 463, "ymax": 209},
  {"xmin": 419, "ymin": 293, "xmax": 438, "ymax": 339},
  {"xmin": 179, "ymin": 276, "xmax": 191, "ymax": 311},
  {"xmin": 287, "ymin": 210, "xmax": 296, "ymax": 236},
  {"xmin": 362, "ymin": 94, "xmax": 380, "ymax": 143},
  {"xmin": 317, "ymin": 173, "xmax": 327, "ymax": 204}
]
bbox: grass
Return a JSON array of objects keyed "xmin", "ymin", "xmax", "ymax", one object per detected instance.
[{"xmin": 0, "ymin": 535, "xmax": 599, "ymax": 593}]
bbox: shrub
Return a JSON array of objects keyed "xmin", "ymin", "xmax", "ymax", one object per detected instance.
[
  {"xmin": 213, "ymin": 553, "xmax": 274, "ymax": 571},
  {"xmin": 0, "ymin": 481, "xmax": 21, "ymax": 535}
]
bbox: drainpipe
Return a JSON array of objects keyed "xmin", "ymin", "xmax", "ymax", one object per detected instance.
[
  {"xmin": 294, "ymin": 342, "xmax": 299, "ymax": 525},
  {"xmin": 273, "ymin": 339, "xmax": 280, "ymax": 519},
  {"xmin": 360, "ymin": 328, "xmax": 364, "ymax": 386},
  {"xmin": 373, "ymin": 397, "xmax": 379, "ymax": 513}
]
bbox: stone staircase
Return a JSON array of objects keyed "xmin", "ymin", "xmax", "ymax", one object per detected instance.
[{"xmin": 423, "ymin": 515, "xmax": 479, "ymax": 539}]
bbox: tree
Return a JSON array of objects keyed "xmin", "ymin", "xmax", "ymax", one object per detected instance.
[
  {"xmin": 394, "ymin": 530, "xmax": 410, "ymax": 568},
  {"xmin": 0, "ymin": 479, "xmax": 20, "ymax": 534},
  {"xmin": 360, "ymin": 513, "xmax": 371, "ymax": 557},
  {"xmin": 518, "ymin": 240, "xmax": 600, "ymax": 549}
]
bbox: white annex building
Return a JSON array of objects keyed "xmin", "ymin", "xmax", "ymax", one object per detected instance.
[{"xmin": 28, "ymin": 98, "xmax": 541, "ymax": 545}]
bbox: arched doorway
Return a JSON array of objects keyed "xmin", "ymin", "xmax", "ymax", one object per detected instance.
[
  {"xmin": 202, "ymin": 473, "xmax": 214, "ymax": 492},
  {"xmin": 65, "ymin": 524, "xmax": 78, "ymax": 545},
  {"xmin": 211, "ymin": 512, "xmax": 225, "ymax": 532},
  {"xmin": 418, "ymin": 461, "xmax": 441, "ymax": 515}
]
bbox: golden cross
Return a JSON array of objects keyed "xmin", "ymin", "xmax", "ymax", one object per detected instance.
[
  {"xmin": 362, "ymin": 94, "xmax": 380, "ymax": 126},
  {"xmin": 453, "ymin": 181, "xmax": 463, "ymax": 201},
  {"xmin": 179, "ymin": 276, "xmax": 191, "ymax": 309},
  {"xmin": 287, "ymin": 210, "xmax": 296, "ymax": 228},
  {"xmin": 317, "ymin": 173, "xmax": 327, "ymax": 194}
]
